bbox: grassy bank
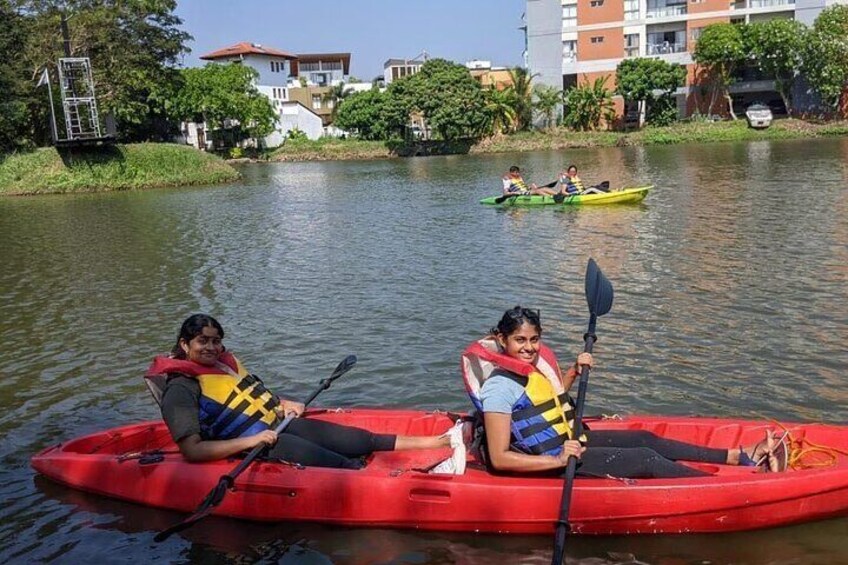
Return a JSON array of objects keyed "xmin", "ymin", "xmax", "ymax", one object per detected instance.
[
  {"xmin": 266, "ymin": 119, "xmax": 848, "ymax": 162},
  {"xmin": 0, "ymin": 143, "xmax": 240, "ymax": 196}
]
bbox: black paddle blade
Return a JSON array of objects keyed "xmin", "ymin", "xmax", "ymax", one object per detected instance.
[
  {"xmin": 584, "ymin": 258, "xmax": 614, "ymax": 317},
  {"xmin": 154, "ymin": 477, "xmax": 231, "ymax": 542},
  {"xmin": 553, "ymin": 193, "xmax": 565, "ymax": 204},
  {"xmin": 328, "ymin": 354, "xmax": 357, "ymax": 383},
  {"xmin": 494, "ymin": 194, "xmax": 516, "ymax": 204}
]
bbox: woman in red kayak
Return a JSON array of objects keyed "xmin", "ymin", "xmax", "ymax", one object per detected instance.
[
  {"xmin": 461, "ymin": 306, "xmax": 787, "ymax": 478},
  {"xmin": 147, "ymin": 314, "xmax": 457, "ymax": 469}
]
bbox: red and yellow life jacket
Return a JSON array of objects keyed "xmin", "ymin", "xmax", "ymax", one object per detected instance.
[
  {"xmin": 461, "ymin": 338, "xmax": 580, "ymax": 456},
  {"xmin": 145, "ymin": 352, "xmax": 280, "ymax": 440}
]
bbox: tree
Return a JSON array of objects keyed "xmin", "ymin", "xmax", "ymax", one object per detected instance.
[
  {"xmin": 322, "ymin": 81, "xmax": 354, "ymax": 121},
  {"xmin": 692, "ymin": 23, "xmax": 746, "ymax": 119},
  {"xmin": 408, "ymin": 58, "xmax": 490, "ymax": 140},
  {"xmin": 803, "ymin": 5, "xmax": 848, "ymax": 114},
  {"xmin": 563, "ymin": 76, "xmax": 615, "ymax": 131},
  {"xmin": 744, "ymin": 19, "xmax": 807, "ymax": 115},
  {"xmin": 379, "ymin": 59, "xmax": 489, "ymax": 141},
  {"xmin": 20, "ymin": 0, "xmax": 191, "ymax": 141},
  {"xmin": 508, "ymin": 66, "xmax": 536, "ymax": 131},
  {"xmin": 483, "ymin": 87, "xmax": 517, "ymax": 135},
  {"xmin": 615, "ymin": 58, "xmax": 686, "ymax": 127},
  {"xmin": 333, "ymin": 88, "xmax": 386, "ymax": 140},
  {"xmin": 532, "ymin": 84, "xmax": 563, "ymax": 129},
  {"xmin": 0, "ymin": 2, "xmax": 32, "ymax": 153},
  {"xmin": 170, "ymin": 63, "xmax": 277, "ymax": 145}
]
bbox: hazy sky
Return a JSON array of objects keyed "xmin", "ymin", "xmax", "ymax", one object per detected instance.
[{"xmin": 174, "ymin": 0, "xmax": 527, "ymax": 79}]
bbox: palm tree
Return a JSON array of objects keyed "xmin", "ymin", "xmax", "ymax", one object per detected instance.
[
  {"xmin": 322, "ymin": 82, "xmax": 354, "ymax": 121},
  {"xmin": 533, "ymin": 85, "xmax": 563, "ymax": 129},
  {"xmin": 563, "ymin": 76, "xmax": 615, "ymax": 131},
  {"xmin": 484, "ymin": 87, "xmax": 518, "ymax": 135},
  {"xmin": 507, "ymin": 67, "xmax": 537, "ymax": 131}
]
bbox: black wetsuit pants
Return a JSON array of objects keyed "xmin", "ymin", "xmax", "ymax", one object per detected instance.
[
  {"xmin": 266, "ymin": 418, "xmax": 396, "ymax": 469},
  {"xmin": 574, "ymin": 430, "xmax": 729, "ymax": 479}
]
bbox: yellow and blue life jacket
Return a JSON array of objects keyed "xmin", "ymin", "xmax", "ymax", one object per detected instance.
[
  {"xmin": 461, "ymin": 338, "xmax": 580, "ymax": 457},
  {"xmin": 505, "ymin": 176, "xmax": 530, "ymax": 194},
  {"xmin": 560, "ymin": 174, "xmax": 585, "ymax": 194},
  {"xmin": 146, "ymin": 353, "xmax": 280, "ymax": 440}
]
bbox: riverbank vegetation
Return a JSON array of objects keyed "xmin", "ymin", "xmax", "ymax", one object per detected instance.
[
  {"xmin": 0, "ymin": 144, "xmax": 239, "ymax": 196},
  {"xmin": 266, "ymin": 119, "xmax": 848, "ymax": 161}
]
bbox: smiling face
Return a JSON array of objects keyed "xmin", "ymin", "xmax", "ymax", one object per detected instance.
[
  {"xmin": 497, "ymin": 321, "xmax": 542, "ymax": 364},
  {"xmin": 180, "ymin": 325, "xmax": 224, "ymax": 366}
]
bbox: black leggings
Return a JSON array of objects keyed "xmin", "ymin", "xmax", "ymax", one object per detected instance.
[
  {"xmin": 265, "ymin": 418, "xmax": 396, "ymax": 469},
  {"xmin": 574, "ymin": 430, "xmax": 729, "ymax": 479}
]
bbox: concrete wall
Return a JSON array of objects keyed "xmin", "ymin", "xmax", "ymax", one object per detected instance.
[{"xmin": 527, "ymin": 0, "xmax": 566, "ymax": 89}]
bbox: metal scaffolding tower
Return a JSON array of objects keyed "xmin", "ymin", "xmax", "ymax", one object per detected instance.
[{"xmin": 57, "ymin": 57, "xmax": 103, "ymax": 141}]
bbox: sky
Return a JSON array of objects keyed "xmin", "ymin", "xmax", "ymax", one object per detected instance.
[{"xmin": 173, "ymin": 0, "xmax": 527, "ymax": 80}]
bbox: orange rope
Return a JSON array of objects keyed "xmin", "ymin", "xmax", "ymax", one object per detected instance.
[{"xmin": 772, "ymin": 421, "xmax": 848, "ymax": 471}]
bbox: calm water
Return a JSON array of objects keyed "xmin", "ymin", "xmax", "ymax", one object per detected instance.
[{"xmin": 1, "ymin": 138, "xmax": 846, "ymax": 564}]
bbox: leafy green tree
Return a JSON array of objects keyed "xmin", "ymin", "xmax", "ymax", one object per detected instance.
[
  {"xmin": 533, "ymin": 84, "xmax": 563, "ymax": 129},
  {"xmin": 615, "ymin": 58, "xmax": 685, "ymax": 127},
  {"xmin": 407, "ymin": 58, "xmax": 490, "ymax": 140},
  {"xmin": 334, "ymin": 88, "xmax": 386, "ymax": 140},
  {"xmin": 0, "ymin": 2, "xmax": 32, "ymax": 153},
  {"xmin": 803, "ymin": 5, "xmax": 848, "ymax": 114},
  {"xmin": 692, "ymin": 23, "xmax": 746, "ymax": 119},
  {"xmin": 20, "ymin": 0, "xmax": 191, "ymax": 141},
  {"xmin": 563, "ymin": 76, "xmax": 615, "ymax": 131},
  {"xmin": 380, "ymin": 76, "xmax": 417, "ymax": 139},
  {"xmin": 483, "ymin": 87, "xmax": 517, "ymax": 135},
  {"xmin": 744, "ymin": 19, "xmax": 807, "ymax": 115},
  {"xmin": 508, "ymin": 66, "xmax": 535, "ymax": 131},
  {"xmin": 170, "ymin": 63, "xmax": 276, "ymax": 145}
]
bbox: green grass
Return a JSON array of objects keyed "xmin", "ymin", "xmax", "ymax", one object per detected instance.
[
  {"xmin": 269, "ymin": 137, "xmax": 389, "ymax": 161},
  {"xmin": 0, "ymin": 143, "xmax": 240, "ymax": 196}
]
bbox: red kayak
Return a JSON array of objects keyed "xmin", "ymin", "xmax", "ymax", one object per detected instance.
[{"xmin": 31, "ymin": 408, "xmax": 848, "ymax": 535}]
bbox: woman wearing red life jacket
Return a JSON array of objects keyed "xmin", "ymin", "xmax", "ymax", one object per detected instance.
[
  {"xmin": 461, "ymin": 306, "xmax": 787, "ymax": 478},
  {"xmin": 147, "ymin": 314, "xmax": 456, "ymax": 469}
]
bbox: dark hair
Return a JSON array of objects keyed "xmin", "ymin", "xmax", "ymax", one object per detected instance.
[
  {"xmin": 509, "ymin": 165, "xmax": 520, "ymax": 173},
  {"xmin": 567, "ymin": 165, "xmax": 577, "ymax": 173},
  {"xmin": 491, "ymin": 306, "xmax": 543, "ymax": 337},
  {"xmin": 171, "ymin": 314, "xmax": 225, "ymax": 358}
]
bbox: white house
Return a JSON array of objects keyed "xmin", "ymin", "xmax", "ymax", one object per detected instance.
[{"xmin": 199, "ymin": 42, "xmax": 326, "ymax": 146}]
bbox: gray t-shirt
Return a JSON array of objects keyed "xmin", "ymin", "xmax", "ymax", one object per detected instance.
[{"xmin": 160, "ymin": 375, "xmax": 203, "ymax": 443}]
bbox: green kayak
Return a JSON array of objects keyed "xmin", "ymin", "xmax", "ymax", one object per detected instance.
[{"xmin": 480, "ymin": 185, "xmax": 652, "ymax": 206}]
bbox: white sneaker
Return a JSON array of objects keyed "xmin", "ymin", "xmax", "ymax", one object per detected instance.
[{"xmin": 430, "ymin": 420, "xmax": 469, "ymax": 475}]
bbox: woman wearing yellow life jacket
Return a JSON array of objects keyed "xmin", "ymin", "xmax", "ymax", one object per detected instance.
[
  {"xmin": 461, "ymin": 307, "xmax": 787, "ymax": 477},
  {"xmin": 147, "ymin": 314, "xmax": 458, "ymax": 469}
]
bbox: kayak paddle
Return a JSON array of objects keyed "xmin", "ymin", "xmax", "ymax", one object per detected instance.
[
  {"xmin": 154, "ymin": 354, "xmax": 358, "ymax": 542},
  {"xmin": 550, "ymin": 259, "xmax": 613, "ymax": 564},
  {"xmin": 494, "ymin": 179, "xmax": 559, "ymax": 204}
]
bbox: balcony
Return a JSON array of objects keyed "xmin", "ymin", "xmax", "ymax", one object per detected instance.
[
  {"xmin": 647, "ymin": 42, "xmax": 686, "ymax": 55},
  {"xmin": 646, "ymin": 4, "xmax": 687, "ymax": 18},
  {"xmin": 750, "ymin": 0, "xmax": 795, "ymax": 7}
]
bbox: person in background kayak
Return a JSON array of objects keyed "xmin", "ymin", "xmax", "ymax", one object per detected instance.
[
  {"xmin": 559, "ymin": 165, "xmax": 604, "ymax": 195},
  {"xmin": 502, "ymin": 165, "xmax": 558, "ymax": 196},
  {"xmin": 461, "ymin": 306, "xmax": 787, "ymax": 478},
  {"xmin": 147, "ymin": 314, "xmax": 461, "ymax": 469}
]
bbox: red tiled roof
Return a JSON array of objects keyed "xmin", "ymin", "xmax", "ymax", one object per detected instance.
[{"xmin": 200, "ymin": 42, "xmax": 297, "ymax": 60}]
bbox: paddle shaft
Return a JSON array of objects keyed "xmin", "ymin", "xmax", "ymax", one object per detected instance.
[{"xmin": 551, "ymin": 315, "xmax": 598, "ymax": 565}]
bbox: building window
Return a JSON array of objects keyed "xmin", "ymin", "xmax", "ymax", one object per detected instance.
[
  {"xmin": 625, "ymin": 34, "xmax": 640, "ymax": 57},
  {"xmin": 690, "ymin": 27, "xmax": 703, "ymax": 42},
  {"xmin": 563, "ymin": 40, "xmax": 577, "ymax": 61},
  {"xmin": 590, "ymin": 0, "xmax": 604, "ymax": 6},
  {"xmin": 270, "ymin": 60, "xmax": 285, "ymax": 73},
  {"xmin": 312, "ymin": 94, "xmax": 321, "ymax": 110},
  {"xmin": 590, "ymin": 36, "xmax": 605, "ymax": 44},
  {"xmin": 562, "ymin": 5, "xmax": 577, "ymax": 27},
  {"xmin": 301, "ymin": 62, "xmax": 320, "ymax": 72},
  {"xmin": 323, "ymin": 61, "xmax": 342, "ymax": 71},
  {"xmin": 271, "ymin": 87, "xmax": 287, "ymax": 100},
  {"xmin": 625, "ymin": 0, "xmax": 639, "ymax": 19}
]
